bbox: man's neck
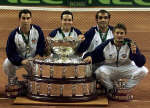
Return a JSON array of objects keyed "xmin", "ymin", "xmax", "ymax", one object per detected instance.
[
  {"xmin": 114, "ymin": 39, "xmax": 123, "ymax": 47},
  {"xmin": 99, "ymin": 26, "xmax": 108, "ymax": 33},
  {"xmin": 61, "ymin": 27, "xmax": 70, "ymax": 32},
  {"xmin": 21, "ymin": 27, "xmax": 30, "ymax": 35}
]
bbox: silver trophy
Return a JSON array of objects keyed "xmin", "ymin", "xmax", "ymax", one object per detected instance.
[{"xmin": 46, "ymin": 36, "xmax": 81, "ymax": 63}]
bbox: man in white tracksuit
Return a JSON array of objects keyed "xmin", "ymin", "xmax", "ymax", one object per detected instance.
[
  {"xmin": 77, "ymin": 10, "xmax": 114, "ymax": 72},
  {"xmin": 77, "ymin": 9, "xmax": 114, "ymax": 54},
  {"xmin": 49, "ymin": 10, "xmax": 84, "ymax": 42},
  {"xmin": 3, "ymin": 9, "xmax": 46, "ymax": 85},
  {"xmin": 83, "ymin": 23, "xmax": 148, "ymax": 100}
]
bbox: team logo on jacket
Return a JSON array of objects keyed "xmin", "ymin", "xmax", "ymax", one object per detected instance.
[
  {"xmin": 32, "ymin": 39, "xmax": 37, "ymax": 44},
  {"xmin": 109, "ymin": 54, "xmax": 113, "ymax": 58},
  {"xmin": 121, "ymin": 54, "xmax": 127, "ymax": 58}
]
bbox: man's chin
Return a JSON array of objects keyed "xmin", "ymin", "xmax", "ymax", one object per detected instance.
[
  {"xmin": 65, "ymin": 27, "xmax": 71, "ymax": 30},
  {"xmin": 23, "ymin": 24, "xmax": 30, "ymax": 27},
  {"xmin": 100, "ymin": 24, "xmax": 107, "ymax": 28},
  {"xmin": 118, "ymin": 40, "xmax": 124, "ymax": 44},
  {"xmin": 115, "ymin": 38, "xmax": 123, "ymax": 42}
]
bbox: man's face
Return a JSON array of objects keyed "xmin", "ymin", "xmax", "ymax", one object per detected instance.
[
  {"xmin": 97, "ymin": 13, "xmax": 110, "ymax": 29},
  {"xmin": 61, "ymin": 14, "xmax": 73, "ymax": 31},
  {"xmin": 114, "ymin": 28, "xmax": 126, "ymax": 42},
  {"xmin": 19, "ymin": 13, "xmax": 32, "ymax": 28}
]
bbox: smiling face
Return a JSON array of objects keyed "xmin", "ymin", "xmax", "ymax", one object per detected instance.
[
  {"xmin": 19, "ymin": 13, "xmax": 32, "ymax": 30},
  {"xmin": 114, "ymin": 28, "xmax": 126, "ymax": 43},
  {"xmin": 61, "ymin": 14, "xmax": 73, "ymax": 32},
  {"xmin": 96, "ymin": 12, "xmax": 110, "ymax": 29}
]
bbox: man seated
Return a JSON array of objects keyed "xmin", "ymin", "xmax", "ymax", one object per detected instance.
[
  {"xmin": 83, "ymin": 23, "xmax": 148, "ymax": 101},
  {"xmin": 3, "ymin": 9, "xmax": 46, "ymax": 98}
]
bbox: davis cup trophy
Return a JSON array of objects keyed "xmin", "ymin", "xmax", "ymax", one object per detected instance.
[{"xmin": 24, "ymin": 36, "xmax": 97, "ymax": 102}]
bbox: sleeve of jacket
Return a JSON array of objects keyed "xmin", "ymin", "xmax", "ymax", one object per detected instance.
[
  {"xmin": 83, "ymin": 40, "xmax": 110, "ymax": 64},
  {"xmin": 6, "ymin": 30, "xmax": 24, "ymax": 66},
  {"xmin": 35, "ymin": 25, "xmax": 46, "ymax": 57},
  {"xmin": 129, "ymin": 46, "xmax": 146, "ymax": 67},
  {"xmin": 74, "ymin": 28, "xmax": 82, "ymax": 35},
  {"xmin": 76, "ymin": 27, "xmax": 95, "ymax": 54},
  {"xmin": 49, "ymin": 29, "xmax": 58, "ymax": 37}
]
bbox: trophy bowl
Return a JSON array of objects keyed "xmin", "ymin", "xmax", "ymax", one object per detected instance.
[
  {"xmin": 24, "ymin": 37, "xmax": 97, "ymax": 102},
  {"xmin": 49, "ymin": 36, "xmax": 80, "ymax": 48},
  {"xmin": 46, "ymin": 37, "xmax": 81, "ymax": 62},
  {"xmin": 52, "ymin": 46, "xmax": 74, "ymax": 57}
]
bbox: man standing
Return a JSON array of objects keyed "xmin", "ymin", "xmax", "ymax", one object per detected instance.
[{"xmin": 3, "ymin": 9, "xmax": 46, "ymax": 94}]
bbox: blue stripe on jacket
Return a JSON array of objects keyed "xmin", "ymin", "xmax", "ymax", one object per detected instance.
[
  {"xmin": 6, "ymin": 24, "xmax": 45, "ymax": 66},
  {"xmin": 77, "ymin": 25, "xmax": 113, "ymax": 54},
  {"xmin": 83, "ymin": 39, "xmax": 146, "ymax": 67}
]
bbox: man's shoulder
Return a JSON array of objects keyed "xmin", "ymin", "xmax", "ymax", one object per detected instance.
[
  {"xmin": 71, "ymin": 27, "xmax": 82, "ymax": 34},
  {"xmin": 9, "ymin": 27, "xmax": 19, "ymax": 38},
  {"xmin": 85, "ymin": 26, "xmax": 97, "ymax": 34},
  {"xmin": 50, "ymin": 27, "xmax": 61, "ymax": 33},
  {"xmin": 32, "ymin": 24, "xmax": 42, "ymax": 30},
  {"xmin": 11, "ymin": 27, "xmax": 19, "ymax": 33},
  {"xmin": 108, "ymin": 25, "xmax": 114, "ymax": 31},
  {"xmin": 83, "ymin": 26, "xmax": 97, "ymax": 39},
  {"xmin": 88, "ymin": 26, "xmax": 97, "ymax": 31},
  {"xmin": 49, "ymin": 27, "xmax": 60, "ymax": 37}
]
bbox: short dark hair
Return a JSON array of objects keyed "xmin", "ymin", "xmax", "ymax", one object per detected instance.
[
  {"xmin": 113, "ymin": 23, "xmax": 127, "ymax": 34},
  {"xmin": 96, "ymin": 9, "xmax": 111, "ymax": 20},
  {"xmin": 61, "ymin": 10, "xmax": 73, "ymax": 20},
  {"xmin": 19, "ymin": 9, "xmax": 32, "ymax": 19}
]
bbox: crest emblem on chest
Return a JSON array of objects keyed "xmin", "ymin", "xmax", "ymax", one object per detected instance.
[
  {"xmin": 121, "ymin": 54, "xmax": 127, "ymax": 58},
  {"xmin": 32, "ymin": 39, "xmax": 37, "ymax": 44}
]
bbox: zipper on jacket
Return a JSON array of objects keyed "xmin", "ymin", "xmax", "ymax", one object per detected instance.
[{"xmin": 116, "ymin": 47, "xmax": 120, "ymax": 67}]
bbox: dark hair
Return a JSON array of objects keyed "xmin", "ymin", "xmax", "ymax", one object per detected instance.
[
  {"xmin": 19, "ymin": 9, "xmax": 32, "ymax": 19},
  {"xmin": 113, "ymin": 23, "xmax": 127, "ymax": 34},
  {"xmin": 96, "ymin": 9, "xmax": 111, "ymax": 20},
  {"xmin": 61, "ymin": 10, "xmax": 73, "ymax": 20}
]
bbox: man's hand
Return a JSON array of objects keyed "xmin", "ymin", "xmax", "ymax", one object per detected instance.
[
  {"xmin": 78, "ymin": 35, "xmax": 85, "ymax": 42},
  {"xmin": 130, "ymin": 41, "xmax": 136, "ymax": 54},
  {"xmin": 44, "ymin": 37, "xmax": 52, "ymax": 56},
  {"xmin": 83, "ymin": 56, "xmax": 92, "ymax": 63},
  {"xmin": 21, "ymin": 59, "xmax": 30, "ymax": 66},
  {"xmin": 45, "ymin": 37, "xmax": 51, "ymax": 48},
  {"xmin": 64, "ymin": 36, "xmax": 74, "ymax": 41}
]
